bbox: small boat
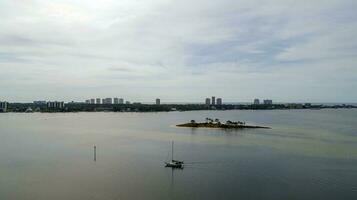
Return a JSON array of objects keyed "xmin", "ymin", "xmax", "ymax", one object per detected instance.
[{"xmin": 165, "ymin": 141, "xmax": 184, "ymax": 169}]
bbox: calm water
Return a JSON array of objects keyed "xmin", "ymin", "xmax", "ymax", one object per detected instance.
[{"xmin": 0, "ymin": 109, "xmax": 357, "ymax": 200}]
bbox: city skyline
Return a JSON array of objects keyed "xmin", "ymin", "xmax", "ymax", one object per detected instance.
[
  {"xmin": 0, "ymin": 0, "xmax": 357, "ymax": 103},
  {"xmin": 1, "ymin": 97, "xmax": 356, "ymax": 104}
]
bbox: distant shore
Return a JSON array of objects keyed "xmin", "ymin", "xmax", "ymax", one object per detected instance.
[{"xmin": 1, "ymin": 103, "xmax": 356, "ymax": 113}]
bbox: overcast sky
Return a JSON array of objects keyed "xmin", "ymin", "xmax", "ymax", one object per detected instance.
[{"xmin": 0, "ymin": 0, "xmax": 356, "ymax": 103}]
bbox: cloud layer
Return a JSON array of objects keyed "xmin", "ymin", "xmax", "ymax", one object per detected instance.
[{"xmin": 0, "ymin": 0, "xmax": 357, "ymax": 103}]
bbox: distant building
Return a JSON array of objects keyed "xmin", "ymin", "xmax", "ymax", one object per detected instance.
[
  {"xmin": 0, "ymin": 101, "xmax": 8, "ymax": 112},
  {"xmin": 211, "ymin": 96, "xmax": 216, "ymax": 105},
  {"xmin": 102, "ymin": 98, "xmax": 112, "ymax": 104},
  {"xmin": 96, "ymin": 98, "xmax": 101, "ymax": 104},
  {"xmin": 114, "ymin": 98, "xmax": 119, "ymax": 104},
  {"xmin": 125, "ymin": 101, "xmax": 130, "ymax": 104},
  {"xmin": 156, "ymin": 98, "xmax": 160, "ymax": 105},
  {"xmin": 67, "ymin": 101, "xmax": 82, "ymax": 104},
  {"xmin": 90, "ymin": 99, "xmax": 95, "ymax": 104},
  {"xmin": 119, "ymin": 98, "xmax": 124, "ymax": 104},
  {"xmin": 25, "ymin": 107, "xmax": 33, "ymax": 113},
  {"xmin": 205, "ymin": 98, "xmax": 211, "ymax": 105},
  {"xmin": 47, "ymin": 101, "xmax": 64, "ymax": 109},
  {"xmin": 254, "ymin": 99, "xmax": 260, "ymax": 105},
  {"xmin": 33, "ymin": 101, "xmax": 46, "ymax": 105},
  {"xmin": 85, "ymin": 100, "xmax": 90, "ymax": 104},
  {"xmin": 216, "ymin": 98, "xmax": 222, "ymax": 105},
  {"xmin": 263, "ymin": 99, "xmax": 273, "ymax": 105}
]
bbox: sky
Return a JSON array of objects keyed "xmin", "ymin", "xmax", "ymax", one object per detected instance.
[{"xmin": 0, "ymin": 0, "xmax": 357, "ymax": 103}]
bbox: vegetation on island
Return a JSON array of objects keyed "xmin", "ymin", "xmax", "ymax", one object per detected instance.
[{"xmin": 177, "ymin": 118, "xmax": 270, "ymax": 129}]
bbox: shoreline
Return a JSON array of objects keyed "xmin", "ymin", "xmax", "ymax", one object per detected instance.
[
  {"xmin": 176, "ymin": 122, "xmax": 271, "ymax": 129},
  {"xmin": 1, "ymin": 107, "xmax": 357, "ymax": 114},
  {"xmin": 1, "ymin": 103, "xmax": 357, "ymax": 113}
]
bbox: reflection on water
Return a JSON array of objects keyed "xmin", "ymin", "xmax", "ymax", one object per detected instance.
[{"xmin": 0, "ymin": 109, "xmax": 357, "ymax": 199}]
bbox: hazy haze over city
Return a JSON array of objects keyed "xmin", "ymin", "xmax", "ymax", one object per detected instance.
[{"xmin": 0, "ymin": 0, "xmax": 357, "ymax": 103}]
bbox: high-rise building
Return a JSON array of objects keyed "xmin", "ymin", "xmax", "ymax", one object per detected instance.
[
  {"xmin": 114, "ymin": 98, "xmax": 119, "ymax": 104},
  {"xmin": 96, "ymin": 98, "xmax": 101, "ymax": 104},
  {"xmin": 263, "ymin": 99, "xmax": 273, "ymax": 105},
  {"xmin": 156, "ymin": 98, "xmax": 160, "ymax": 105},
  {"xmin": 205, "ymin": 98, "xmax": 211, "ymax": 105},
  {"xmin": 102, "ymin": 98, "xmax": 112, "ymax": 104},
  {"xmin": 85, "ymin": 100, "xmax": 90, "ymax": 104},
  {"xmin": 90, "ymin": 99, "xmax": 95, "ymax": 104},
  {"xmin": 0, "ymin": 101, "xmax": 8, "ymax": 112},
  {"xmin": 211, "ymin": 96, "xmax": 216, "ymax": 105},
  {"xmin": 254, "ymin": 99, "xmax": 260, "ymax": 105},
  {"xmin": 216, "ymin": 98, "xmax": 222, "ymax": 105},
  {"xmin": 119, "ymin": 98, "xmax": 124, "ymax": 104}
]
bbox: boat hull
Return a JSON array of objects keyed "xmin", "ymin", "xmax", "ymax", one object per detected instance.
[{"xmin": 165, "ymin": 162, "xmax": 184, "ymax": 169}]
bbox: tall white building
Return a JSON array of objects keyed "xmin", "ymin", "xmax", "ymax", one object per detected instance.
[
  {"xmin": 211, "ymin": 96, "xmax": 216, "ymax": 105},
  {"xmin": 114, "ymin": 98, "xmax": 119, "ymax": 104},
  {"xmin": 156, "ymin": 98, "xmax": 160, "ymax": 105},
  {"xmin": 254, "ymin": 99, "xmax": 260, "ymax": 105},
  {"xmin": 103, "ymin": 98, "xmax": 112, "ymax": 104},
  {"xmin": 119, "ymin": 98, "xmax": 124, "ymax": 104},
  {"xmin": 0, "ymin": 101, "xmax": 8, "ymax": 112},
  {"xmin": 216, "ymin": 98, "xmax": 222, "ymax": 105},
  {"xmin": 205, "ymin": 98, "xmax": 211, "ymax": 105}
]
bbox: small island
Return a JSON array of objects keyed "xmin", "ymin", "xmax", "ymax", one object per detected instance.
[{"xmin": 177, "ymin": 118, "xmax": 270, "ymax": 129}]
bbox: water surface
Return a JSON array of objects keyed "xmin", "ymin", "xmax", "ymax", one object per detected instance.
[{"xmin": 0, "ymin": 109, "xmax": 357, "ymax": 199}]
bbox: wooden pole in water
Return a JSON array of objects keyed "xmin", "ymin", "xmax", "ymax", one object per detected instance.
[{"xmin": 94, "ymin": 145, "xmax": 96, "ymax": 161}]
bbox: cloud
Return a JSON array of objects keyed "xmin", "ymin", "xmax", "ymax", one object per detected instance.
[{"xmin": 0, "ymin": 0, "xmax": 356, "ymax": 102}]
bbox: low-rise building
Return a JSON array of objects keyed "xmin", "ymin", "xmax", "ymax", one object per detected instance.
[
  {"xmin": 263, "ymin": 99, "xmax": 273, "ymax": 105},
  {"xmin": 90, "ymin": 99, "xmax": 95, "ymax": 104},
  {"xmin": 85, "ymin": 100, "xmax": 90, "ymax": 104},
  {"xmin": 304, "ymin": 103, "xmax": 312, "ymax": 107},
  {"xmin": 33, "ymin": 101, "xmax": 46, "ymax": 105},
  {"xmin": 96, "ymin": 98, "xmax": 101, "ymax": 104},
  {"xmin": 47, "ymin": 101, "xmax": 64, "ymax": 109},
  {"xmin": 254, "ymin": 99, "xmax": 260, "ymax": 105},
  {"xmin": 156, "ymin": 98, "xmax": 160, "ymax": 105}
]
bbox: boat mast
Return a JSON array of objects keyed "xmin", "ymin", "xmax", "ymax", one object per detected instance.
[{"xmin": 172, "ymin": 141, "xmax": 174, "ymax": 161}]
